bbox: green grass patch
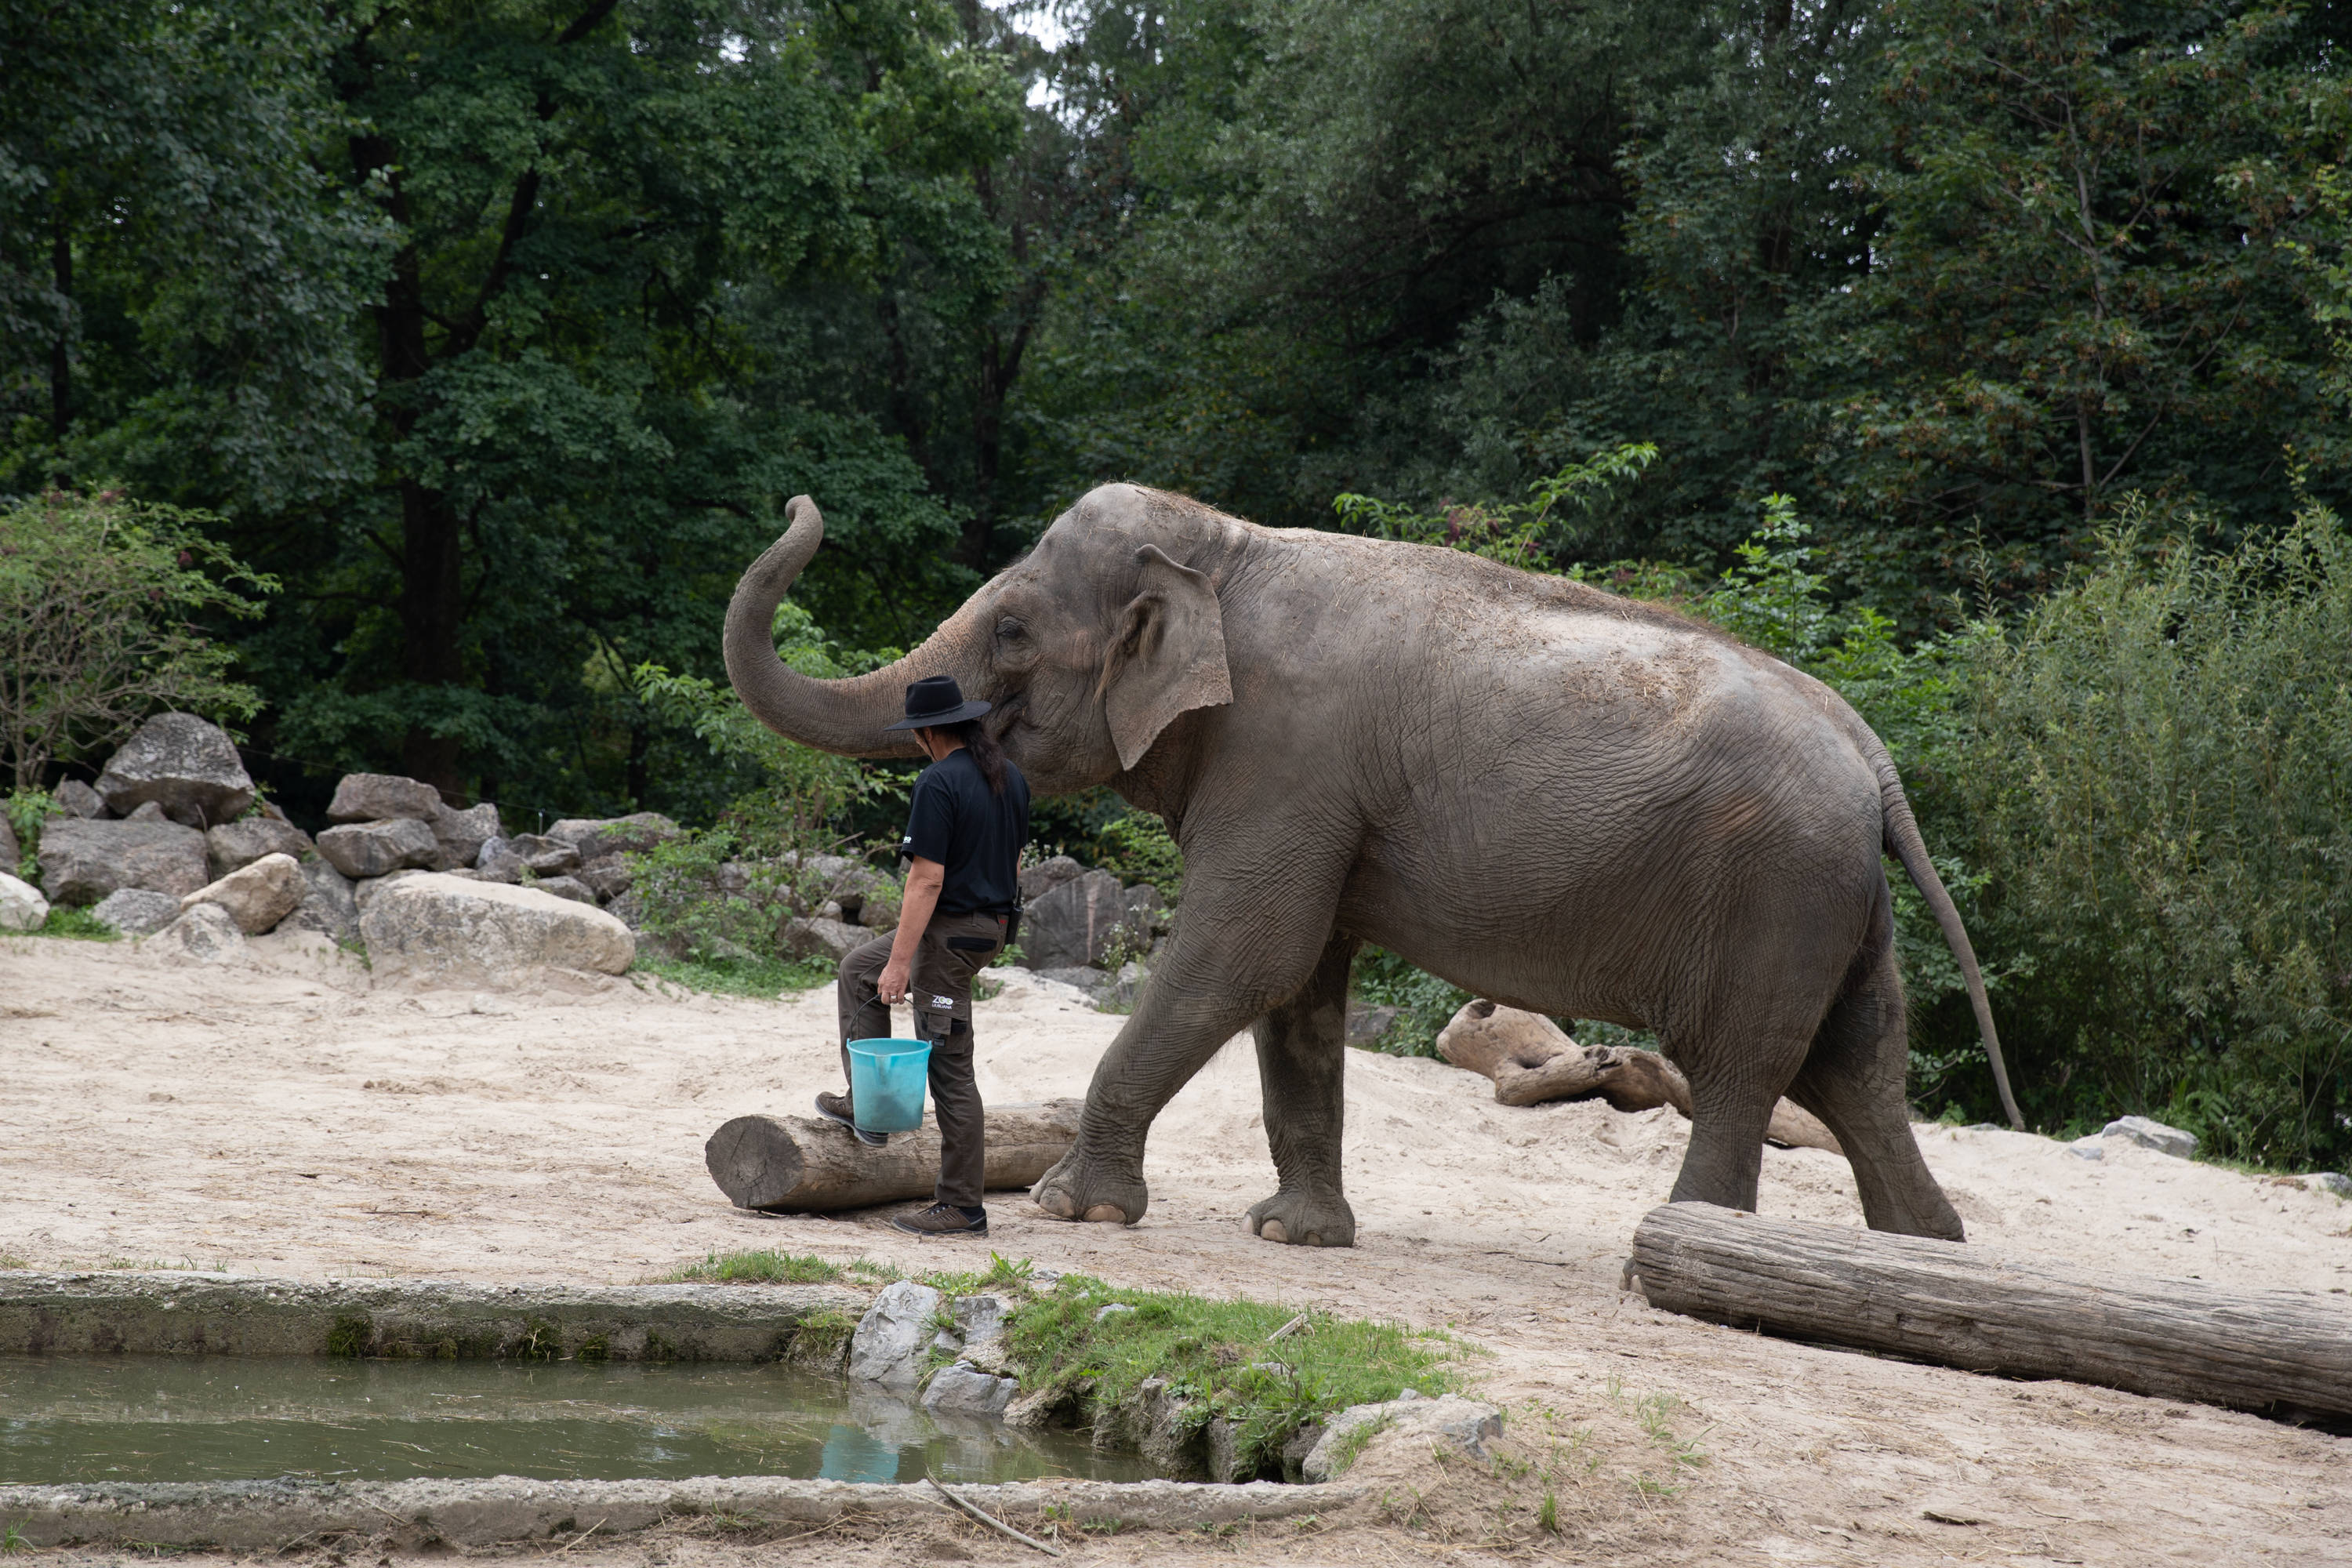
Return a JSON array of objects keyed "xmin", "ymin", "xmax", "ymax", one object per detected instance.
[
  {"xmin": 630, "ymin": 951, "xmax": 833, "ymax": 999},
  {"xmin": 34, "ymin": 905, "xmax": 118, "ymax": 940},
  {"xmin": 0, "ymin": 1251, "xmax": 28, "ymax": 1270},
  {"xmin": 1004, "ymin": 1272, "xmax": 1462, "ymax": 1479},
  {"xmin": 666, "ymin": 1249, "xmax": 843, "ymax": 1284},
  {"xmin": 782, "ymin": 1307, "xmax": 859, "ymax": 1370}
]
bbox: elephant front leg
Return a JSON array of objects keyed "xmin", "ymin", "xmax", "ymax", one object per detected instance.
[
  {"xmin": 1031, "ymin": 831, "xmax": 1354, "ymax": 1229},
  {"xmin": 1246, "ymin": 931, "xmax": 1359, "ymax": 1247}
]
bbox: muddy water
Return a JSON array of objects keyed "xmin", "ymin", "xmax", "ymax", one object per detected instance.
[{"xmin": 0, "ymin": 1356, "xmax": 1142, "ymax": 1486}]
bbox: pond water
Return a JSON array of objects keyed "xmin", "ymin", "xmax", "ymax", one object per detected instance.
[{"xmin": 0, "ymin": 1356, "xmax": 1145, "ymax": 1486}]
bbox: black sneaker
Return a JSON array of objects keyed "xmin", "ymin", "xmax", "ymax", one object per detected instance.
[
  {"xmin": 892, "ymin": 1203, "xmax": 988, "ymax": 1237},
  {"xmin": 815, "ymin": 1091, "xmax": 887, "ymax": 1147}
]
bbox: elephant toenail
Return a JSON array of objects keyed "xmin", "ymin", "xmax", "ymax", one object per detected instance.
[
  {"xmin": 1083, "ymin": 1203, "xmax": 1127, "ymax": 1224},
  {"xmin": 1258, "ymin": 1218, "xmax": 1288, "ymax": 1243}
]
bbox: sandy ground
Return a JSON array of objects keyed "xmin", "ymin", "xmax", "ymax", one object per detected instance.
[{"xmin": 3, "ymin": 928, "xmax": 2348, "ymax": 1566}]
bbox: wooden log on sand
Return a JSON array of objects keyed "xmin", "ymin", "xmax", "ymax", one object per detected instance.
[
  {"xmin": 706, "ymin": 1100, "xmax": 1083, "ymax": 1212},
  {"xmin": 1436, "ymin": 1000, "xmax": 1842, "ymax": 1155},
  {"xmin": 1631, "ymin": 1202, "xmax": 2352, "ymax": 1425}
]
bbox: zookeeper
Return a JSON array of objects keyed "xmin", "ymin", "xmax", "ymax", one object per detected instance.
[{"xmin": 816, "ymin": 674, "xmax": 1030, "ymax": 1238}]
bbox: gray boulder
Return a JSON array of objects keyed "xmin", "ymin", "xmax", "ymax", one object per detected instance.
[
  {"xmin": 358, "ymin": 873, "xmax": 634, "ymax": 982},
  {"xmin": 1022, "ymin": 868, "xmax": 1138, "ymax": 970},
  {"xmin": 848, "ymin": 1281, "xmax": 946, "ymax": 1390},
  {"xmin": 35, "ymin": 816, "xmax": 209, "ymax": 905},
  {"xmin": 575, "ymin": 854, "xmax": 632, "ymax": 901},
  {"xmin": 431, "ymin": 801, "xmax": 502, "ymax": 871},
  {"xmin": 2102, "ymin": 1115, "xmax": 2198, "ymax": 1160},
  {"xmin": 545, "ymin": 811, "xmax": 681, "ymax": 862},
  {"xmin": 91, "ymin": 887, "xmax": 182, "ymax": 936},
  {"xmin": 1346, "ymin": 1002, "xmax": 1399, "ymax": 1047},
  {"xmin": 93, "ymin": 713, "xmax": 256, "ymax": 827},
  {"xmin": 532, "ymin": 874, "xmax": 597, "ymax": 906},
  {"xmin": 125, "ymin": 800, "xmax": 169, "ymax": 822},
  {"xmin": 315, "ymin": 818, "xmax": 441, "ymax": 879},
  {"xmin": 1301, "ymin": 1395, "xmax": 1503, "ymax": 1483},
  {"xmin": 785, "ymin": 915, "xmax": 865, "ymax": 963},
  {"xmin": 1036, "ymin": 965, "xmax": 1116, "ymax": 1004},
  {"xmin": 0, "ymin": 816, "xmax": 16, "ymax": 873},
  {"xmin": 1123, "ymin": 882, "xmax": 1166, "ymax": 935},
  {"xmin": 923, "ymin": 1363, "xmax": 1018, "ymax": 1418},
  {"xmin": 145, "ymin": 902, "xmax": 247, "ymax": 965},
  {"xmin": 204, "ymin": 818, "xmax": 313, "ymax": 879},
  {"xmin": 326, "ymin": 772, "xmax": 443, "ymax": 822},
  {"xmin": 351, "ymin": 867, "xmax": 424, "ymax": 915},
  {"xmin": 283, "ymin": 859, "xmax": 361, "ymax": 945},
  {"xmin": 477, "ymin": 833, "xmax": 580, "ymax": 877},
  {"xmin": 0, "ymin": 871, "xmax": 49, "ymax": 931},
  {"xmin": 180, "ymin": 852, "xmax": 303, "ymax": 935},
  {"xmin": 1018, "ymin": 855, "xmax": 1086, "ymax": 902},
  {"xmin": 2316, "ymin": 1173, "xmax": 2352, "ymax": 1198},
  {"xmin": 53, "ymin": 779, "xmax": 109, "ymax": 818}
]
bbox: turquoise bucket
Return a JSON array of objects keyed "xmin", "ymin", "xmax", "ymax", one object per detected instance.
[{"xmin": 846, "ymin": 1037, "xmax": 932, "ymax": 1135}]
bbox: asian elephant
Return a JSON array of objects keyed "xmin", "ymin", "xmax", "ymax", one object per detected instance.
[{"xmin": 724, "ymin": 485, "xmax": 2021, "ymax": 1245}]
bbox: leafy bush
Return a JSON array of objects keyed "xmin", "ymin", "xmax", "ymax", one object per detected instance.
[
  {"xmin": 1095, "ymin": 811, "xmax": 1184, "ymax": 898},
  {"xmin": 1350, "ymin": 947, "xmax": 1471, "ymax": 1058},
  {"xmin": 6, "ymin": 787, "xmax": 56, "ymax": 879},
  {"xmin": 633, "ymin": 601, "xmax": 887, "ymax": 855},
  {"xmin": 0, "ymin": 488, "xmax": 275, "ymax": 789},
  {"xmin": 1908, "ymin": 499, "xmax": 2352, "ymax": 1167}
]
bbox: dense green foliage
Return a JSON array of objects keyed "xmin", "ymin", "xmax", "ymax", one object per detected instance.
[{"xmin": 9, "ymin": 0, "xmax": 2351, "ymax": 1163}]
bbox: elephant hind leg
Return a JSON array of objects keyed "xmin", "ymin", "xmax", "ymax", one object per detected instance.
[
  {"xmin": 1784, "ymin": 909, "xmax": 1965, "ymax": 1240},
  {"xmin": 1246, "ymin": 930, "xmax": 1359, "ymax": 1247}
]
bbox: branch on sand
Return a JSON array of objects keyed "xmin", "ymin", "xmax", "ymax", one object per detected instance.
[{"xmin": 1434, "ymin": 1000, "xmax": 1843, "ymax": 1156}]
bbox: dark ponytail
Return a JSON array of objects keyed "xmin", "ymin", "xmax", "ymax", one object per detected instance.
[{"xmin": 942, "ymin": 717, "xmax": 1007, "ymax": 796}]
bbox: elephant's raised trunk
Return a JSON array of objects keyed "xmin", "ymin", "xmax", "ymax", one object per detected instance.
[{"xmin": 723, "ymin": 495, "xmax": 977, "ymax": 760}]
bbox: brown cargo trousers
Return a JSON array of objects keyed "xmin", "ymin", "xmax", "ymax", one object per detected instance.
[{"xmin": 835, "ymin": 909, "xmax": 1009, "ymax": 1210}]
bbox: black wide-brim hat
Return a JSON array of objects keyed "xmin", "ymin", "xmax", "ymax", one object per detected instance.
[{"xmin": 882, "ymin": 673, "xmax": 993, "ymax": 731}]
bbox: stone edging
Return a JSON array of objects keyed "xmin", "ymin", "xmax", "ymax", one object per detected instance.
[
  {"xmin": 0, "ymin": 1475, "xmax": 1355, "ymax": 1550},
  {"xmin": 0, "ymin": 1270, "xmax": 862, "ymax": 1362}
]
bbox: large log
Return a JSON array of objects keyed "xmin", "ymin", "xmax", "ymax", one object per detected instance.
[
  {"xmin": 1436, "ymin": 1000, "xmax": 1842, "ymax": 1155},
  {"xmin": 1631, "ymin": 1202, "xmax": 2352, "ymax": 1425},
  {"xmin": 706, "ymin": 1099, "xmax": 1083, "ymax": 1212}
]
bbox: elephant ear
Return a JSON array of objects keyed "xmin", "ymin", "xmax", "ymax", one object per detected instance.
[{"xmin": 1101, "ymin": 543, "xmax": 1232, "ymax": 771}]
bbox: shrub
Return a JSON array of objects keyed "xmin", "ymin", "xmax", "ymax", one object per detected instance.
[
  {"xmin": 1911, "ymin": 499, "xmax": 2352, "ymax": 1167},
  {"xmin": 0, "ymin": 488, "xmax": 274, "ymax": 789}
]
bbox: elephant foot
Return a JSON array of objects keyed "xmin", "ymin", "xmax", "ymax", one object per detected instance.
[
  {"xmin": 1247, "ymin": 1188, "xmax": 1356, "ymax": 1248},
  {"xmin": 1030, "ymin": 1148, "xmax": 1149, "ymax": 1228}
]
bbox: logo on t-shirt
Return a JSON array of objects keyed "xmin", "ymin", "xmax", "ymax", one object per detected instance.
[{"xmin": 931, "ymin": 995, "xmax": 953, "ymax": 1010}]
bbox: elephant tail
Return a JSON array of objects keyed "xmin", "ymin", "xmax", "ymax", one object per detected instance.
[{"xmin": 1875, "ymin": 749, "xmax": 2026, "ymax": 1131}]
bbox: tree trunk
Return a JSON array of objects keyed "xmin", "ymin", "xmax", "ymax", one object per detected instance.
[
  {"xmin": 1436, "ymin": 1000, "xmax": 1842, "ymax": 1155},
  {"xmin": 705, "ymin": 1099, "xmax": 1082, "ymax": 1212},
  {"xmin": 1630, "ymin": 1203, "xmax": 2352, "ymax": 1425}
]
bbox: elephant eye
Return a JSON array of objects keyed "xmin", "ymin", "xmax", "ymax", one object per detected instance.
[{"xmin": 996, "ymin": 617, "xmax": 1025, "ymax": 641}]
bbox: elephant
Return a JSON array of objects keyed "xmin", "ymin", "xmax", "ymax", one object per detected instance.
[{"xmin": 724, "ymin": 485, "xmax": 2022, "ymax": 1245}]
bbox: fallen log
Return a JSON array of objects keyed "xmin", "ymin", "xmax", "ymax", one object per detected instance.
[
  {"xmin": 1436, "ymin": 1000, "xmax": 1842, "ymax": 1155},
  {"xmin": 706, "ymin": 1100, "xmax": 1082, "ymax": 1212},
  {"xmin": 1630, "ymin": 1202, "xmax": 2352, "ymax": 1425}
]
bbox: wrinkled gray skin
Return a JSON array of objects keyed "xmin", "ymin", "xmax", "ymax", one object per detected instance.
[{"xmin": 726, "ymin": 486, "xmax": 2023, "ymax": 1245}]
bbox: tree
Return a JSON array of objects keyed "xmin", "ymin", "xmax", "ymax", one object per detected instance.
[
  {"xmin": 0, "ymin": 0, "xmax": 385, "ymax": 509},
  {"xmin": 0, "ymin": 489, "xmax": 274, "ymax": 789},
  {"xmin": 1817, "ymin": 0, "xmax": 2350, "ymax": 604}
]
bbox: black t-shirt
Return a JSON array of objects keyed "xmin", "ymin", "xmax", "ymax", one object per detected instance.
[{"xmin": 901, "ymin": 746, "xmax": 1030, "ymax": 915}]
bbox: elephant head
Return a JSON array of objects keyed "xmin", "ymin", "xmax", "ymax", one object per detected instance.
[{"xmin": 723, "ymin": 487, "xmax": 1236, "ymax": 793}]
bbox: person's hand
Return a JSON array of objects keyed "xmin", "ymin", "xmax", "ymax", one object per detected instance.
[{"xmin": 878, "ymin": 953, "xmax": 911, "ymax": 1005}]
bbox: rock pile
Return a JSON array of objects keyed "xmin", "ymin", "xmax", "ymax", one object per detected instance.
[
  {"xmin": 21, "ymin": 714, "xmax": 654, "ymax": 975},
  {"xmin": 1010, "ymin": 854, "xmax": 1171, "ymax": 1010}
]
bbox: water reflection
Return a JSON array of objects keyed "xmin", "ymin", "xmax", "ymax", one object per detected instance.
[{"xmin": 0, "ymin": 1355, "xmax": 1142, "ymax": 1486}]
